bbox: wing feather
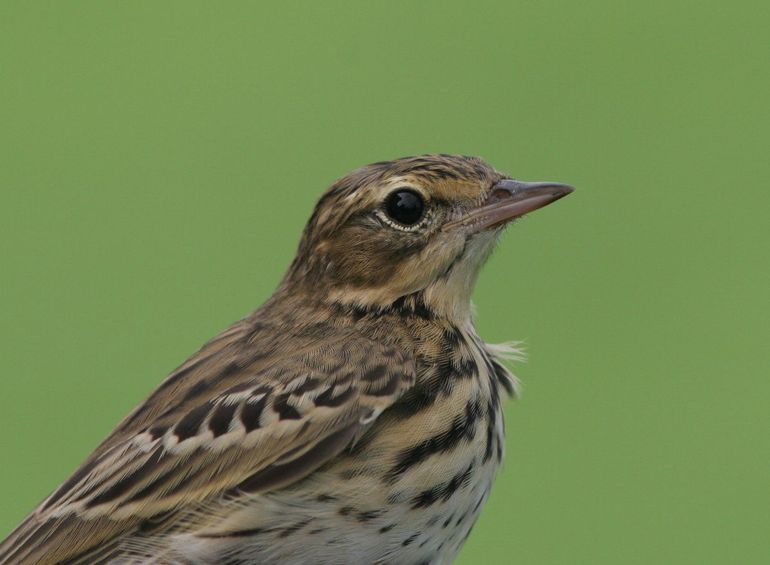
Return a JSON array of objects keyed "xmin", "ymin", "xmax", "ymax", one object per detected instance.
[{"xmin": 0, "ymin": 320, "xmax": 414, "ymax": 564}]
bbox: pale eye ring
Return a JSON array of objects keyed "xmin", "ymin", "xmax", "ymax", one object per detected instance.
[{"xmin": 382, "ymin": 188, "xmax": 425, "ymax": 227}]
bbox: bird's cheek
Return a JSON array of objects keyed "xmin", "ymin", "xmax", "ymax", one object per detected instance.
[{"xmin": 392, "ymin": 236, "xmax": 467, "ymax": 289}]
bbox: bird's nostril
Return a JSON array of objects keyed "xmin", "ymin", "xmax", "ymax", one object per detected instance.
[{"xmin": 488, "ymin": 188, "xmax": 511, "ymax": 204}]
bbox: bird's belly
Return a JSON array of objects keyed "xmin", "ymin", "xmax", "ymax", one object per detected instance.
[{"xmin": 175, "ymin": 456, "xmax": 499, "ymax": 565}]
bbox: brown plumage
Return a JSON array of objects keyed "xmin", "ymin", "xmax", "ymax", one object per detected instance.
[{"xmin": 0, "ymin": 155, "xmax": 572, "ymax": 564}]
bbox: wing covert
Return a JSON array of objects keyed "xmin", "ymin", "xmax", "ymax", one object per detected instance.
[{"xmin": 0, "ymin": 327, "xmax": 414, "ymax": 565}]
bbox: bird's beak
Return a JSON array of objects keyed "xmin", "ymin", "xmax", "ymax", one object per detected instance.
[{"xmin": 443, "ymin": 179, "xmax": 574, "ymax": 232}]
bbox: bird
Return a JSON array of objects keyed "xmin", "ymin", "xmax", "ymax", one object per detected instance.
[{"xmin": 0, "ymin": 154, "xmax": 573, "ymax": 564}]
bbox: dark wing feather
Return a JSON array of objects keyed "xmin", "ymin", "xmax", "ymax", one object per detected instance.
[{"xmin": 0, "ymin": 319, "xmax": 414, "ymax": 564}]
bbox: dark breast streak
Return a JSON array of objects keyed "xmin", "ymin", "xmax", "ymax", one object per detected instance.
[
  {"xmin": 350, "ymin": 320, "xmax": 508, "ymax": 557},
  {"xmin": 384, "ymin": 320, "xmax": 507, "ymax": 472},
  {"xmin": 172, "ymin": 312, "xmax": 512, "ymax": 563}
]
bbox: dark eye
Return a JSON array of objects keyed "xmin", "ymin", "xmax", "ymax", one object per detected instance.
[{"xmin": 384, "ymin": 189, "xmax": 425, "ymax": 226}]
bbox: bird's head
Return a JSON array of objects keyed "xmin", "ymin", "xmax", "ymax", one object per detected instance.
[{"xmin": 284, "ymin": 154, "xmax": 572, "ymax": 321}]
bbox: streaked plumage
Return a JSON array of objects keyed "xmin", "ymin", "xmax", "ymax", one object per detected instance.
[{"xmin": 0, "ymin": 155, "xmax": 572, "ymax": 564}]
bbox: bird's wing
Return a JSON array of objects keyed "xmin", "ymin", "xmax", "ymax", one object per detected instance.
[{"xmin": 0, "ymin": 319, "xmax": 415, "ymax": 564}]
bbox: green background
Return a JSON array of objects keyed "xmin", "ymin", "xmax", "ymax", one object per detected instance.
[{"xmin": 1, "ymin": 2, "xmax": 768, "ymax": 563}]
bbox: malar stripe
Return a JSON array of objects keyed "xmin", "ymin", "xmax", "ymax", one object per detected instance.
[{"xmin": 436, "ymin": 240, "xmax": 468, "ymax": 280}]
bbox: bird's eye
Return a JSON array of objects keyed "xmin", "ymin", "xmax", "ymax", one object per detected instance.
[{"xmin": 383, "ymin": 189, "xmax": 425, "ymax": 227}]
